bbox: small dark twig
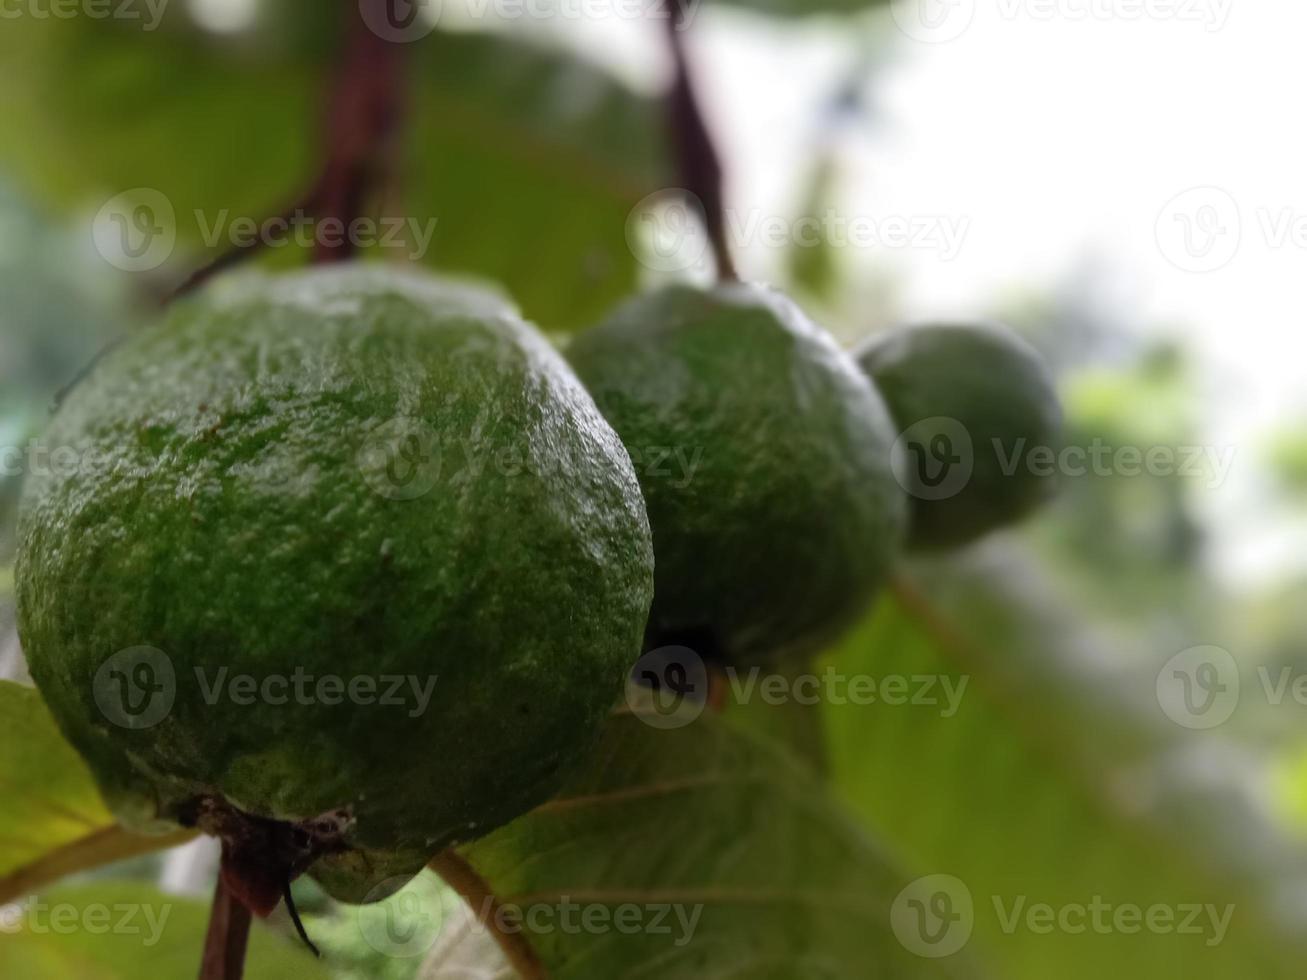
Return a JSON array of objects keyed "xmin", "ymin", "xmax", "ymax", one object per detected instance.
[
  {"xmin": 199, "ymin": 876, "xmax": 253, "ymax": 980},
  {"xmin": 661, "ymin": 0, "xmax": 737, "ymax": 281},
  {"xmin": 166, "ymin": 195, "xmax": 321, "ymax": 303},
  {"xmin": 282, "ymin": 880, "xmax": 321, "ymax": 958}
]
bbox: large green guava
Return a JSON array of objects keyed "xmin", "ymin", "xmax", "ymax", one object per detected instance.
[
  {"xmin": 15, "ymin": 263, "xmax": 654, "ymax": 908},
  {"xmin": 566, "ymin": 283, "xmax": 906, "ymax": 667},
  {"xmin": 856, "ymin": 322, "xmax": 1063, "ymax": 550}
]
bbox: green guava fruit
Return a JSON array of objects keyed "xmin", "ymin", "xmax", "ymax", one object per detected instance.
[
  {"xmin": 15, "ymin": 263, "xmax": 654, "ymax": 909},
  {"xmin": 856, "ymin": 322, "xmax": 1063, "ymax": 550},
  {"xmin": 566, "ymin": 283, "xmax": 906, "ymax": 667}
]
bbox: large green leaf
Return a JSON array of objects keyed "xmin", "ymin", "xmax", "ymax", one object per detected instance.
[
  {"xmin": 404, "ymin": 30, "xmax": 664, "ymax": 329},
  {"xmin": 0, "ymin": 881, "xmax": 329, "ymax": 979},
  {"xmin": 0, "ymin": 681, "xmax": 191, "ymax": 905},
  {"xmin": 422, "ymin": 706, "xmax": 981, "ymax": 979},
  {"xmin": 0, "ymin": 16, "xmax": 320, "ymax": 249},
  {"xmin": 0, "ymin": 16, "xmax": 664, "ymax": 330},
  {"xmin": 825, "ymin": 551, "xmax": 1307, "ymax": 978}
]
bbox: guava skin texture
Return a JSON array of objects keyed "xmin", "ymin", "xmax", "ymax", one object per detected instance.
[
  {"xmin": 566, "ymin": 283, "xmax": 907, "ymax": 667},
  {"xmin": 16, "ymin": 263, "xmax": 654, "ymax": 904},
  {"xmin": 856, "ymin": 322, "xmax": 1063, "ymax": 551}
]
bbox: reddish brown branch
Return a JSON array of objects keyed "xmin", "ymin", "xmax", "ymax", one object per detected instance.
[
  {"xmin": 661, "ymin": 0, "xmax": 737, "ymax": 281},
  {"xmin": 313, "ymin": 0, "xmax": 405, "ymax": 264},
  {"xmin": 171, "ymin": 0, "xmax": 405, "ymax": 300},
  {"xmin": 199, "ymin": 875, "xmax": 253, "ymax": 980}
]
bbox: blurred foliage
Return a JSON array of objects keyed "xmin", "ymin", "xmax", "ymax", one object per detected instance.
[
  {"xmin": 0, "ymin": 882, "xmax": 328, "ymax": 979},
  {"xmin": 0, "ymin": 682, "xmax": 195, "ymax": 906},
  {"xmin": 297, "ymin": 873, "xmax": 442, "ymax": 980},
  {"xmin": 0, "ymin": 10, "xmax": 666, "ymax": 329},
  {"xmin": 1268, "ymin": 428, "xmax": 1307, "ymax": 497},
  {"xmin": 826, "ymin": 566, "xmax": 1307, "ymax": 979}
]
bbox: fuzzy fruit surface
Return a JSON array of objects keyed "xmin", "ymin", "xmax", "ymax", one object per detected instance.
[
  {"xmin": 567, "ymin": 283, "xmax": 906, "ymax": 667},
  {"xmin": 16, "ymin": 263, "xmax": 654, "ymax": 902},
  {"xmin": 858, "ymin": 322, "xmax": 1063, "ymax": 550}
]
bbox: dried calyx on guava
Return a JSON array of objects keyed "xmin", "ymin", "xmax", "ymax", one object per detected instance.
[
  {"xmin": 567, "ymin": 282, "xmax": 906, "ymax": 668},
  {"xmin": 856, "ymin": 321, "xmax": 1063, "ymax": 551},
  {"xmin": 15, "ymin": 263, "xmax": 654, "ymax": 912}
]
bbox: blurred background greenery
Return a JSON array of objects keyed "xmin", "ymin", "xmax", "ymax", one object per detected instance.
[{"xmin": 3, "ymin": 1, "xmax": 1307, "ymax": 978}]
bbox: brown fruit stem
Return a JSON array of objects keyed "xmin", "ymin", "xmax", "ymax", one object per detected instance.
[
  {"xmin": 199, "ymin": 874, "xmax": 253, "ymax": 980},
  {"xmin": 661, "ymin": 0, "xmax": 738, "ymax": 282}
]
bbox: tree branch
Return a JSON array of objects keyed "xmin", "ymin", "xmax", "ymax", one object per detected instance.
[
  {"xmin": 313, "ymin": 0, "xmax": 405, "ymax": 264},
  {"xmin": 661, "ymin": 0, "xmax": 737, "ymax": 281},
  {"xmin": 198, "ymin": 875, "xmax": 252, "ymax": 980},
  {"xmin": 170, "ymin": 0, "xmax": 404, "ymax": 299}
]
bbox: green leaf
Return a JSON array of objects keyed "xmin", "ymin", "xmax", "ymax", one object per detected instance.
[
  {"xmin": 0, "ymin": 681, "xmax": 192, "ymax": 905},
  {"xmin": 405, "ymin": 31, "xmax": 666, "ymax": 329},
  {"xmin": 0, "ymin": 881, "xmax": 328, "ymax": 979},
  {"xmin": 423, "ymin": 707, "xmax": 981, "ymax": 979},
  {"xmin": 0, "ymin": 17, "xmax": 319, "ymax": 245},
  {"xmin": 0, "ymin": 18, "xmax": 664, "ymax": 330},
  {"xmin": 825, "ymin": 554, "xmax": 1307, "ymax": 979}
]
